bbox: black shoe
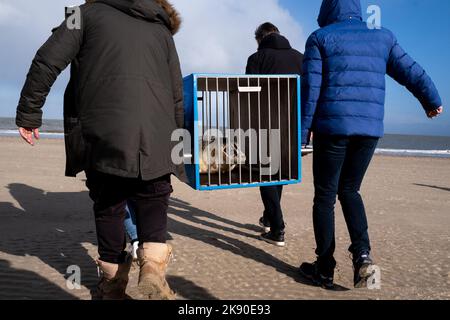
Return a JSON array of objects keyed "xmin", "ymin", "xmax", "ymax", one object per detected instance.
[
  {"xmin": 353, "ymin": 252, "xmax": 375, "ymax": 288},
  {"xmin": 299, "ymin": 262, "xmax": 334, "ymax": 290},
  {"xmin": 259, "ymin": 231, "xmax": 285, "ymax": 247},
  {"xmin": 258, "ymin": 217, "xmax": 271, "ymax": 233}
]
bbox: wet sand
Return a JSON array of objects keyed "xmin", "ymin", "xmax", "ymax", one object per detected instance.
[{"xmin": 0, "ymin": 136, "xmax": 449, "ymax": 300}]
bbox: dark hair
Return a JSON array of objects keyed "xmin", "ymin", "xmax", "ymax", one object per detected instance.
[{"xmin": 255, "ymin": 22, "xmax": 280, "ymax": 42}]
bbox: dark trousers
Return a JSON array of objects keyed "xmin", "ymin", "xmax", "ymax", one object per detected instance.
[
  {"xmin": 260, "ymin": 185, "xmax": 285, "ymax": 233},
  {"xmin": 85, "ymin": 171, "xmax": 173, "ymax": 264},
  {"xmin": 312, "ymin": 135, "xmax": 378, "ymax": 274}
]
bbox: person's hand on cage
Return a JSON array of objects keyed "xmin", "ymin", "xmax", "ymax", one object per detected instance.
[
  {"xmin": 307, "ymin": 131, "xmax": 313, "ymax": 145},
  {"xmin": 302, "ymin": 131, "xmax": 313, "ymax": 147}
]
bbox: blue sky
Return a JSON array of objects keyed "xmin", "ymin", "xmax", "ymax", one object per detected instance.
[{"xmin": 0, "ymin": 0, "xmax": 448, "ymax": 136}]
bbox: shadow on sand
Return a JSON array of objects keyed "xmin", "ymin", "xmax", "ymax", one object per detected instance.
[
  {"xmin": 0, "ymin": 259, "xmax": 78, "ymax": 300},
  {"xmin": 414, "ymin": 183, "xmax": 450, "ymax": 192},
  {"xmin": 0, "ymin": 183, "xmax": 349, "ymax": 299}
]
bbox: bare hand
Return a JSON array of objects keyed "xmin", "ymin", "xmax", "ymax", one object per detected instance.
[
  {"xmin": 307, "ymin": 131, "xmax": 313, "ymax": 145},
  {"xmin": 302, "ymin": 131, "xmax": 313, "ymax": 148},
  {"xmin": 19, "ymin": 127, "xmax": 40, "ymax": 146},
  {"xmin": 427, "ymin": 106, "xmax": 443, "ymax": 118}
]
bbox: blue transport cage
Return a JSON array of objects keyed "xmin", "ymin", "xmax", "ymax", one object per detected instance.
[{"xmin": 183, "ymin": 74, "xmax": 301, "ymax": 191}]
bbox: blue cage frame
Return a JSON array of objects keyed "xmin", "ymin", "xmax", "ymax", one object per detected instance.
[{"xmin": 183, "ymin": 73, "xmax": 302, "ymax": 191}]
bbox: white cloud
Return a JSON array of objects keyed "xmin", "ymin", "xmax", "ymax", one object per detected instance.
[
  {"xmin": 1, "ymin": 0, "xmax": 304, "ymax": 76},
  {"xmin": 0, "ymin": 1, "xmax": 25, "ymax": 25},
  {"xmin": 0, "ymin": 0, "xmax": 81, "ymax": 30},
  {"xmin": 171, "ymin": 0, "xmax": 305, "ymax": 75}
]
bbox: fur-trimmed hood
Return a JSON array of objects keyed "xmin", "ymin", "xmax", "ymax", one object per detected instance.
[{"xmin": 94, "ymin": 0, "xmax": 181, "ymax": 34}]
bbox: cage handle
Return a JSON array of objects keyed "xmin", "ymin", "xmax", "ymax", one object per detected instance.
[{"xmin": 238, "ymin": 86, "xmax": 261, "ymax": 93}]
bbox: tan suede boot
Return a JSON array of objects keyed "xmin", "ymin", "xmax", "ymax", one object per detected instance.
[
  {"xmin": 96, "ymin": 254, "xmax": 132, "ymax": 300},
  {"xmin": 137, "ymin": 243, "xmax": 176, "ymax": 300}
]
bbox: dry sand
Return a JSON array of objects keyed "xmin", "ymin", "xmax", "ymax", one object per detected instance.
[{"xmin": 0, "ymin": 136, "xmax": 449, "ymax": 300}]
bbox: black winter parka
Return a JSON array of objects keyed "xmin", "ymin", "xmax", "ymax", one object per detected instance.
[{"xmin": 16, "ymin": 0, "xmax": 185, "ymax": 181}]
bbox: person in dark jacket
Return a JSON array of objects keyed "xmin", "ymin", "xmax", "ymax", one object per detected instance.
[
  {"xmin": 246, "ymin": 23, "xmax": 304, "ymax": 247},
  {"xmin": 16, "ymin": 0, "xmax": 184, "ymax": 300},
  {"xmin": 299, "ymin": 0, "xmax": 443, "ymax": 290}
]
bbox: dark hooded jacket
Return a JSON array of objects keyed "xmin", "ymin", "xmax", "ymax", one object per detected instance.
[
  {"xmin": 301, "ymin": 0, "xmax": 442, "ymax": 144},
  {"xmin": 16, "ymin": 0, "xmax": 185, "ymax": 180},
  {"xmin": 246, "ymin": 33, "xmax": 303, "ymax": 75}
]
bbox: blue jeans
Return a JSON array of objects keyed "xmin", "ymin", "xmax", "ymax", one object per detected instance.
[
  {"xmin": 312, "ymin": 134, "xmax": 378, "ymax": 274},
  {"xmin": 124, "ymin": 202, "xmax": 138, "ymax": 243}
]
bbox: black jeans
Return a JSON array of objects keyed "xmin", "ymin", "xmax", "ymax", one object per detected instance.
[
  {"xmin": 312, "ymin": 135, "xmax": 378, "ymax": 274},
  {"xmin": 86, "ymin": 171, "xmax": 173, "ymax": 264},
  {"xmin": 260, "ymin": 186, "xmax": 285, "ymax": 234}
]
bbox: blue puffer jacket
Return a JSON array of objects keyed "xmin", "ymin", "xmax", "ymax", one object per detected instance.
[{"xmin": 301, "ymin": 0, "xmax": 442, "ymax": 144}]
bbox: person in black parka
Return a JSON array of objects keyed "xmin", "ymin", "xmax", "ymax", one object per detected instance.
[
  {"xmin": 246, "ymin": 23, "xmax": 304, "ymax": 247},
  {"xmin": 16, "ymin": 0, "xmax": 184, "ymax": 300}
]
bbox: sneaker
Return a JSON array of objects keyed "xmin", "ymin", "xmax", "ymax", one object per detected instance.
[
  {"xmin": 299, "ymin": 262, "xmax": 334, "ymax": 290},
  {"xmin": 259, "ymin": 231, "xmax": 285, "ymax": 247},
  {"xmin": 258, "ymin": 217, "xmax": 271, "ymax": 233},
  {"xmin": 353, "ymin": 252, "xmax": 375, "ymax": 288}
]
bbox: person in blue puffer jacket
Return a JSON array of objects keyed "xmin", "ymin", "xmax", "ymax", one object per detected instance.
[{"xmin": 299, "ymin": 0, "xmax": 443, "ymax": 290}]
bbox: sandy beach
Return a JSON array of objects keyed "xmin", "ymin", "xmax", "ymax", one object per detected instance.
[{"xmin": 0, "ymin": 136, "xmax": 449, "ymax": 300}]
